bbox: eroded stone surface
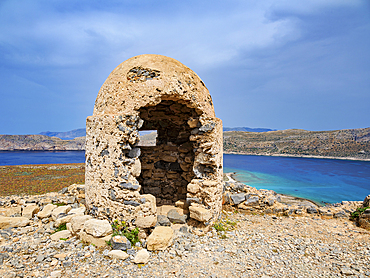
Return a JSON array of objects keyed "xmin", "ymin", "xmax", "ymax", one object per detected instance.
[
  {"xmin": 85, "ymin": 54, "xmax": 223, "ymax": 230},
  {"xmin": 146, "ymin": 226, "xmax": 174, "ymax": 251}
]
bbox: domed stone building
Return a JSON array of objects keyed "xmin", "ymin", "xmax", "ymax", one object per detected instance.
[{"xmin": 85, "ymin": 54, "xmax": 223, "ymax": 231}]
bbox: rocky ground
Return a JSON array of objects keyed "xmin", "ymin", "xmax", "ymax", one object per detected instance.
[{"xmin": 0, "ymin": 181, "xmax": 369, "ymax": 278}]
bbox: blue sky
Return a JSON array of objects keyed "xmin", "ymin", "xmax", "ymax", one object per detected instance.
[{"xmin": 0, "ymin": 0, "xmax": 369, "ymax": 134}]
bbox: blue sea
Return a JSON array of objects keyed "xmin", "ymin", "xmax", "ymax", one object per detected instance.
[
  {"xmin": 0, "ymin": 151, "xmax": 369, "ymax": 204},
  {"xmin": 224, "ymin": 154, "xmax": 370, "ymax": 204},
  {"xmin": 0, "ymin": 151, "xmax": 85, "ymax": 166}
]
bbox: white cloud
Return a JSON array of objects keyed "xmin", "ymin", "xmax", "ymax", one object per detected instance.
[{"xmin": 0, "ymin": 1, "xmax": 304, "ymax": 69}]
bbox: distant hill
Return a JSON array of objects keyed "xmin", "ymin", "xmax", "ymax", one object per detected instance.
[
  {"xmin": 39, "ymin": 129, "xmax": 86, "ymax": 140},
  {"xmin": 0, "ymin": 135, "xmax": 85, "ymax": 151},
  {"xmin": 224, "ymin": 127, "xmax": 370, "ymax": 160},
  {"xmin": 3, "ymin": 127, "xmax": 370, "ymax": 160},
  {"xmin": 223, "ymin": 127, "xmax": 276, "ymax": 132}
]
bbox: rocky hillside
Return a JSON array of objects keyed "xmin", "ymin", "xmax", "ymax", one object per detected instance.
[
  {"xmin": 0, "ymin": 135, "xmax": 85, "ymax": 151},
  {"xmin": 39, "ymin": 129, "xmax": 86, "ymax": 140},
  {"xmin": 224, "ymin": 127, "xmax": 370, "ymax": 160}
]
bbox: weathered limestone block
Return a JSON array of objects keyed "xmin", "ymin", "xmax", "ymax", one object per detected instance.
[
  {"xmin": 70, "ymin": 215, "xmax": 93, "ymax": 233},
  {"xmin": 52, "ymin": 205, "xmax": 71, "ymax": 221},
  {"xmin": 0, "ymin": 216, "xmax": 30, "ymax": 229},
  {"xmin": 37, "ymin": 204, "xmax": 57, "ymax": 219},
  {"xmin": 146, "ymin": 226, "xmax": 174, "ymax": 251},
  {"xmin": 135, "ymin": 215, "xmax": 157, "ymax": 228},
  {"xmin": 189, "ymin": 206, "xmax": 212, "ymax": 222},
  {"xmin": 83, "ymin": 219, "xmax": 112, "ymax": 237},
  {"xmin": 22, "ymin": 205, "xmax": 40, "ymax": 219},
  {"xmin": 54, "ymin": 213, "xmax": 85, "ymax": 228},
  {"xmin": 0, "ymin": 206, "xmax": 21, "ymax": 217},
  {"xmin": 50, "ymin": 230, "xmax": 71, "ymax": 241}
]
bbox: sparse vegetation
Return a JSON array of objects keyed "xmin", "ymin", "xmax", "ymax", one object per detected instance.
[
  {"xmin": 111, "ymin": 220, "xmax": 140, "ymax": 246},
  {"xmin": 53, "ymin": 223, "xmax": 67, "ymax": 233},
  {"xmin": 213, "ymin": 216, "xmax": 238, "ymax": 239},
  {"xmin": 0, "ymin": 163, "xmax": 84, "ymax": 196},
  {"xmin": 350, "ymin": 207, "xmax": 370, "ymax": 220}
]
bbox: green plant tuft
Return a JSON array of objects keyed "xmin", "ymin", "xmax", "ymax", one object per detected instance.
[
  {"xmin": 350, "ymin": 206, "xmax": 369, "ymax": 220},
  {"xmin": 213, "ymin": 217, "xmax": 238, "ymax": 239},
  {"xmin": 53, "ymin": 223, "xmax": 67, "ymax": 234},
  {"xmin": 111, "ymin": 220, "xmax": 140, "ymax": 246}
]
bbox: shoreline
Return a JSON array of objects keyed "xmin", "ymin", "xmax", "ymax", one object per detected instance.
[
  {"xmin": 225, "ymin": 172, "xmax": 329, "ymax": 207},
  {"xmin": 224, "ymin": 151, "xmax": 370, "ymax": 162}
]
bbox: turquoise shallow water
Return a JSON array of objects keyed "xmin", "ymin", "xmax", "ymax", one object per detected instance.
[{"xmin": 224, "ymin": 154, "xmax": 370, "ymax": 204}]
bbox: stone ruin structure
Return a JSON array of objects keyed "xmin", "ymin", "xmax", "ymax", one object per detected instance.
[{"xmin": 85, "ymin": 54, "xmax": 223, "ymax": 231}]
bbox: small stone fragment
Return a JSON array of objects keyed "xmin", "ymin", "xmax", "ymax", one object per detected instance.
[
  {"xmin": 108, "ymin": 250, "xmax": 129, "ymax": 260},
  {"xmin": 111, "ymin": 235, "xmax": 131, "ymax": 251},
  {"xmin": 134, "ymin": 249, "xmax": 150, "ymax": 264}
]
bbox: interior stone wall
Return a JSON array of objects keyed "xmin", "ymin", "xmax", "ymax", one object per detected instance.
[{"xmin": 138, "ymin": 100, "xmax": 197, "ymax": 205}]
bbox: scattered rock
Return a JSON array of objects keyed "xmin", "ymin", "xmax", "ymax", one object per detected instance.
[
  {"xmin": 108, "ymin": 250, "xmax": 129, "ymax": 260},
  {"xmin": 146, "ymin": 226, "xmax": 174, "ymax": 251},
  {"xmin": 189, "ymin": 206, "xmax": 212, "ymax": 222},
  {"xmin": 83, "ymin": 219, "xmax": 112, "ymax": 237},
  {"xmin": 0, "ymin": 216, "xmax": 30, "ymax": 229},
  {"xmin": 134, "ymin": 249, "xmax": 150, "ymax": 264},
  {"xmin": 157, "ymin": 215, "xmax": 171, "ymax": 226},
  {"xmin": 51, "ymin": 205, "xmax": 72, "ymax": 221},
  {"xmin": 136, "ymin": 215, "xmax": 157, "ymax": 228},
  {"xmin": 167, "ymin": 209, "xmax": 187, "ymax": 224},
  {"xmin": 50, "ymin": 230, "xmax": 71, "ymax": 241},
  {"xmin": 230, "ymin": 193, "xmax": 245, "ymax": 205},
  {"xmin": 69, "ymin": 214, "xmax": 93, "ymax": 233},
  {"xmin": 37, "ymin": 203, "xmax": 57, "ymax": 219},
  {"xmin": 110, "ymin": 235, "xmax": 131, "ymax": 251},
  {"xmin": 21, "ymin": 204, "xmax": 39, "ymax": 219}
]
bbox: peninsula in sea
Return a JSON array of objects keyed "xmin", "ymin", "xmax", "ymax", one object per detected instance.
[{"xmin": 1, "ymin": 127, "xmax": 369, "ymax": 160}]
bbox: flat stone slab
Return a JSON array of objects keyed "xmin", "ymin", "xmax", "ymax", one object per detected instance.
[
  {"xmin": 146, "ymin": 226, "xmax": 174, "ymax": 251},
  {"xmin": 83, "ymin": 219, "xmax": 112, "ymax": 237},
  {"xmin": 0, "ymin": 216, "xmax": 30, "ymax": 229},
  {"xmin": 50, "ymin": 230, "xmax": 71, "ymax": 241}
]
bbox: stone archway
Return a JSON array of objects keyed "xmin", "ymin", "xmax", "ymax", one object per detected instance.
[{"xmin": 85, "ymin": 54, "xmax": 223, "ymax": 231}]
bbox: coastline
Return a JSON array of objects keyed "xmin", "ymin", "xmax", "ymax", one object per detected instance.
[
  {"xmin": 225, "ymin": 172, "xmax": 328, "ymax": 207},
  {"xmin": 224, "ymin": 151, "xmax": 370, "ymax": 162}
]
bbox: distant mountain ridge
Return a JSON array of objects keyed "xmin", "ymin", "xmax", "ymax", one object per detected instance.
[
  {"xmin": 0, "ymin": 135, "xmax": 85, "ymax": 151},
  {"xmin": 39, "ymin": 127, "xmax": 276, "ymax": 140},
  {"xmin": 224, "ymin": 127, "xmax": 370, "ymax": 160},
  {"xmin": 223, "ymin": 127, "xmax": 276, "ymax": 132},
  {"xmin": 39, "ymin": 129, "xmax": 86, "ymax": 140},
  {"xmin": 2, "ymin": 127, "xmax": 369, "ymax": 160}
]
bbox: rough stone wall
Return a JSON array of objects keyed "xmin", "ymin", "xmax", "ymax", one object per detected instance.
[
  {"xmin": 138, "ymin": 100, "xmax": 197, "ymax": 206},
  {"xmin": 85, "ymin": 54, "xmax": 223, "ymax": 230},
  {"xmin": 85, "ymin": 114, "xmax": 157, "ymax": 225}
]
